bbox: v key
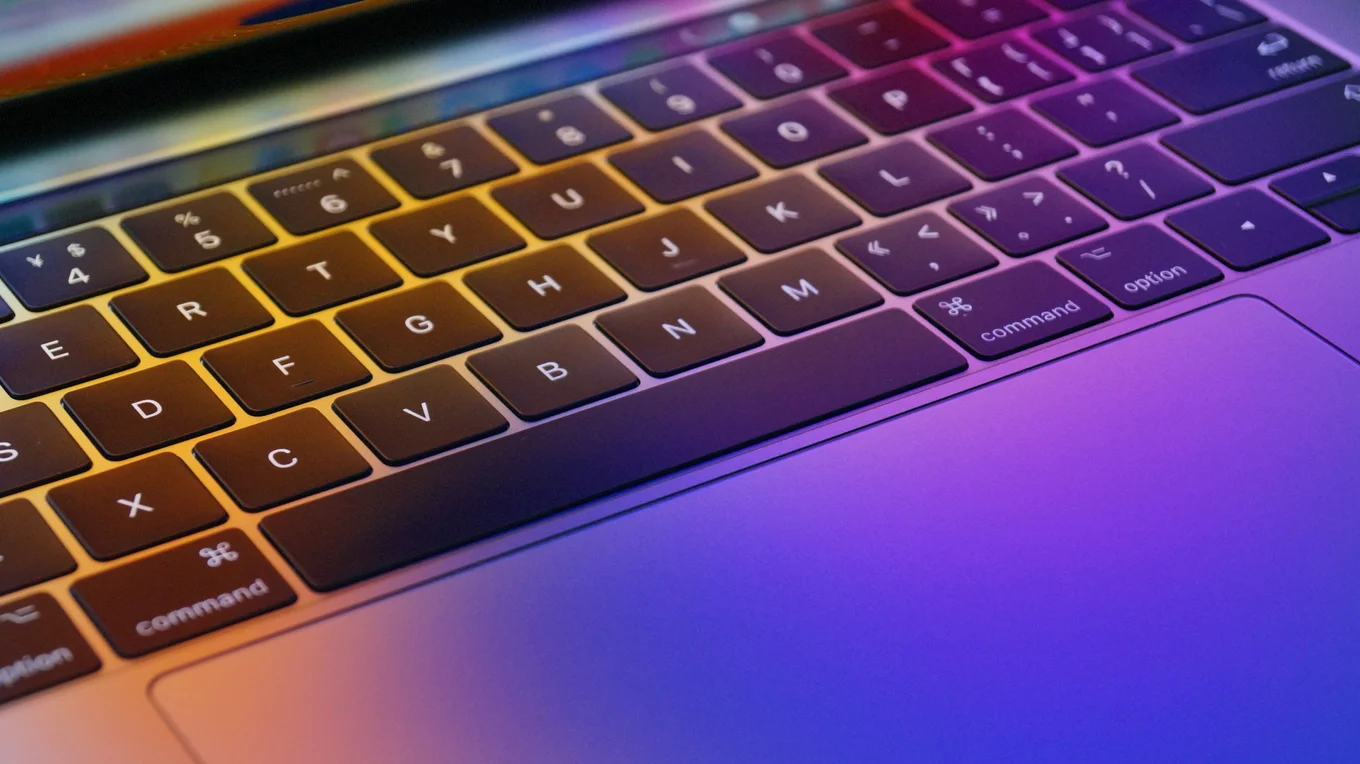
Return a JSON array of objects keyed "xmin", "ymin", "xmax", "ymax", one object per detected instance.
[{"xmin": 403, "ymin": 402, "xmax": 433, "ymax": 423}]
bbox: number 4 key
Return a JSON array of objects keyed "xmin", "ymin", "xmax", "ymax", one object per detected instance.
[{"xmin": 0, "ymin": 228, "xmax": 147, "ymax": 311}]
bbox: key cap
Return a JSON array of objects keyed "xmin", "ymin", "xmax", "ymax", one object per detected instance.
[
  {"xmin": 1166, "ymin": 189, "xmax": 1330, "ymax": 270},
  {"xmin": 1271, "ymin": 156, "xmax": 1360, "ymax": 208},
  {"xmin": 62, "ymin": 361, "xmax": 234, "ymax": 460},
  {"xmin": 243, "ymin": 232, "xmax": 401, "ymax": 316},
  {"xmin": 0, "ymin": 306, "xmax": 138, "ymax": 398},
  {"xmin": 121, "ymin": 193, "xmax": 277, "ymax": 273},
  {"xmin": 811, "ymin": 8, "xmax": 948, "ymax": 69},
  {"xmin": 600, "ymin": 65, "xmax": 743, "ymax": 132},
  {"xmin": 1059, "ymin": 145, "xmax": 1214, "ymax": 220},
  {"xmin": 1310, "ymin": 193, "xmax": 1360, "ymax": 234},
  {"xmin": 71, "ymin": 529, "xmax": 295, "ymax": 658},
  {"xmin": 248, "ymin": 159, "xmax": 399, "ymax": 236},
  {"xmin": 335, "ymin": 282, "xmax": 501, "ymax": 372},
  {"xmin": 0, "ymin": 593, "xmax": 100, "ymax": 705},
  {"xmin": 1034, "ymin": 12, "xmax": 1170, "ymax": 73},
  {"xmin": 370, "ymin": 125, "xmax": 519, "ymax": 199},
  {"xmin": 722, "ymin": 98, "xmax": 867, "ymax": 169},
  {"xmin": 951, "ymin": 177, "xmax": 1107, "ymax": 257},
  {"xmin": 916, "ymin": 0, "xmax": 1048, "ymax": 39},
  {"xmin": 489, "ymin": 95, "xmax": 632, "ymax": 165},
  {"xmin": 935, "ymin": 40, "xmax": 1073, "ymax": 103},
  {"xmin": 929, "ymin": 109, "xmax": 1078, "ymax": 182},
  {"xmin": 492, "ymin": 162, "xmax": 644, "ymax": 240},
  {"xmin": 0, "ymin": 228, "xmax": 146, "ymax": 311},
  {"xmin": 195, "ymin": 409, "xmax": 371, "ymax": 511},
  {"xmin": 706, "ymin": 175, "xmax": 861, "ymax": 254},
  {"xmin": 0, "ymin": 298, "xmax": 10, "ymax": 324},
  {"xmin": 596, "ymin": 287, "xmax": 764, "ymax": 376},
  {"xmin": 202, "ymin": 321, "xmax": 371, "ymax": 415},
  {"xmin": 828, "ymin": 67, "xmax": 972, "ymax": 136},
  {"xmin": 0, "ymin": 404, "xmax": 90, "ymax": 498},
  {"xmin": 110, "ymin": 269, "xmax": 274, "ymax": 357},
  {"xmin": 820, "ymin": 141, "xmax": 972, "ymax": 217},
  {"xmin": 463, "ymin": 246, "xmax": 626, "ymax": 331},
  {"xmin": 262, "ymin": 310, "xmax": 966, "ymax": 592},
  {"xmin": 1032, "ymin": 80, "xmax": 1179, "ymax": 148},
  {"xmin": 588, "ymin": 209, "xmax": 746, "ymax": 291},
  {"xmin": 608, "ymin": 131, "xmax": 758, "ymax": 204},
  {"xmin": 718, "ymin": 249, "xmax": 882, "ymax": 335},
  {"xmin": 836, "ymin": 212, "xmax": 998, "ymax": 295},
  {"xmin": 708, "ymin": 34, "xmax": 846, "ymax": 100},
  {"xmin": 370, "ymin": 197, "xmax": 524, "ymax": 279},
  {"xmin": 467, "ymin": 325, "xmax": 639, "ymax": 420},
  {"xmin": 0, "ymin": 501, "xmax": 76, "ymax": 597},
  {"xmin": 1057, "ymin": 225, "xmax": 1223, "ymax": 309},
  {"xmin": 48, "ymin": 454, "xmax": 227, "ymax": 561},
  {"xmin": 1129, "ymin": 0, "xmax": 1265, "ymax": 43},
  {"xmin": 334, "ymin": 366, "xmax": 507, "ymax": 466}
]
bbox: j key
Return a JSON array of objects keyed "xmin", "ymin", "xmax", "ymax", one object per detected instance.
[
  {"xmin": 718, "ymin": 249, "xmax": 882, "ymax": 336},
  {"xmin": 1134, "ymin": 27, "xmax": 1348, "ymax": 115},
  {"xmin": 916, "ymin": 261, "xmax": 1112, "ymax": 360},
  {"xmin": 1059, "ymin": 145, "xmax": 1214, "ymax": 220},
  {"xmin": 706, "ymin": 175, "xmax": 861, "ymax": 254},
  {"xmin": 836, "ymin": 212, "xmax": 998, "ymax": 295},
  {"xmin": 600, "ymin": 65, "xmax": 742, "ymax": 132},
  {"xmin": 1033, "ymin": 12, "xmax": 1170, "ymax": 73},
  {"xmin": 334, "ymin": 365, "xmax": 508, "ymax": 466},
  {"xmin": 937, "ymin": 41, "xmax": 1072, "ymax": 104},
  {"xmin": 1032, "ymin": 80, "xmax": 1179, "ymax": 148},
  {"xmin": 202, "ymin": 321, "xmax": 371, "ymax": 415},
  {"xmin": 596, "ymin": 287, "xmax": 764, "ymax": 377},
  {"xmin": 488, "ymin": 95, "xmax": 631, "ymax": 165},
  {"xmin": 71, "ymin": 529, "xmax": 296, "ymax": 657},
  {"xmin": 1311, "ymin": 193, "xmax": 1360, "ymax": 234},
  {"xmin": 708, "ymin": 34, "xmax": 847, "ymax": 100},
  {"xmin": 0, "ymin": 501, "xmax": 76, "ymax": 596},
  {"xmin": 929, "ymin": 109, "xmax": 1078, "ymax": 182},
  {"xmin": 0, "ymin": 593, "xmax": 100, "ymax": 705},
  {"xmin": 1057, "ymin": 225, "xmax": 1223, "ymax": 309},
  {"xmin": 951, "ymin": 178, "xmax": 1107, "ymax": 257},
  {"xmin": 588, "ymin": 209, "xmax": 746, "ymax": 291},
  {"xmin": 48, "ymin": 454, "xmax": 227, "ymax": 561},
  {"xmin": 62, "ymin": 361, "xmax": 234, "ymax": 460},
  {"xmin": 0, "ymin": 405, "xmax": 90, "ymax": 498},
  {"xmin": 0, "ymin": 306, "xmax": 138, "ymax": 398},
  {"xmin": 0, "ymin": 228, "xmax": 146, "ymax": 311},
  {"xmin": 1271, "ymin": 156, "xmax": 1360, "ymax": 208},
  {"xmin": 336, "ymin": 282, "xmax": 501, "ymax": 372},
  {"xmin": 467, "ymin": 325, "xmax": 639, "ymax": 420},
  {"xmin": 915, "ymin": 0, "xmax": 1048, "ymax": 39},
  {"xmin": 1166, "ymin": 189, "xmax": 1330, "ymax": 270},
  {"xmin": 110, "ymin": 269, "xmax": 274, "ymax": 357},
  {"xmin": 248, "ymin": 159, "xmax": 399, "ymax": 236},
  {"xmin": 820, "ymin": 141, "xmax": 972, "ymax": 217},
  {"xmin": 121, "ymin": 193, "xmax": 277, "ymax": 272},
  {"xmin": 608, "ymin": 131, "xmax": 758, "ymax": 204},
  {"xmin": 811, "ymin": 8, "xmax": 948, "ymax": 69},
  {"xmin": 370, "ymin": 197, "xmax": 525, "ymax": 277},
  {"xmin": 722, "ymin": 99, "xmax": 867, "ymax": 169},
  {"xmin": 492, "ymin": 162, "xmax": 644, "ymax": 240},
  {"xmin": 828, "ymin": 67, "xmax": 972, "ymax": 136},
  {"xmin": 1129, "ymin": 0, "xmax": 1265, "ymax": 43},
  {"xmin": 464, "ymin": 246, "xmax": 626, "ymax": 331},
  {"xmin": 243, "ymin": 231, "xmax": 401, "ymax": 316},
  {"xmin": 370, "ymin": 125, "xmax": 519, "ymax": 199}
]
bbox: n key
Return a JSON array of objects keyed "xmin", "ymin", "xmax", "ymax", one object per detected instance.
[{"xmin": 0, "ymin": 305, "xmax": 138, "ymax": 398}]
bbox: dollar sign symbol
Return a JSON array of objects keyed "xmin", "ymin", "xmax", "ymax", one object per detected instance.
[{"xmin": 67, "ymin": 242, "xmax": 86, "ymax": 258}]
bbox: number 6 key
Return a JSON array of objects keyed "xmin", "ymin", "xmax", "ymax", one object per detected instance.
[{"xmin": 248, "ymin": 158, "xmax": 399, "ymax": 236}]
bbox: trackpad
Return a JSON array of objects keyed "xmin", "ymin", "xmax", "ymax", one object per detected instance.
[{"xmin": 154, "ymin": 298, "xmax": 1360, "ymax": 763}]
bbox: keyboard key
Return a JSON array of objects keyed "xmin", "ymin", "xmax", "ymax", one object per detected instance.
[
  {"xmin": 0, "ymin": 228, "xmax": 146, "ymax": 311},
  {"xmin": 1032, "ymin": 80, "xmax": 1179, "ymax": 147},
  {"xmin": 708, "ymin": 34, "xmax": 847, "ymax": 100},
  {"xmin": 1057, "ymin": 225, "xmax": 1224, "ymax": 309},
  {"xmin": 600, "ymin": 65, "xmax": 742, "ymax": 131},
  {"xmin": 916, "ymin": 0, "xmax": 1048, "ymax": 39},
  {"xmin": 935, "ymin": 40, "xmax": 1073, "ymax": 103},
  {"xmin": 828, "ymin": 67, "xmax": 972, "ymax": 136},
  {"xmin": 837, "ymin": 212, "xmax": 998, "ymax": 295},
  {"xmin": 1310, "ymin": 193, "xmax": 1360, "ymax": 234},
  {"xmin": 110, "ymin": 269, "xmax": 274, "ymax": 357},
  {"xmin": 62, "ymin": 361, "xmax": 233, "ymax": 460},
  {"xmin": 951, "ymin": 177, "xmax": 1107, "ymax": 257},
  {"xmin": 811, "ymin": 8, "xmax": 948, "ymax": 69},
  {"xmin": 820, "ymin": 141, "xmax": 972, "ymax": 217},
  {"xmin": 467, "ymin": 325, "xmax": 638, "ymax": 420},
  {"xmin": 608, "ymin": 131, "xmax": 758, "ymax": 204},
  {"xmin": 370, "ymin": 125, "xmax": 519, "ymax": 199},
  {"xmin": 488, "ymin": 94, "xmax": 631, "ymax": 165},
  {"xmin": 596, "ymin": 287, "xmax": 764, "ymax": 376},
  {"xmin": 706, "ymin": 175, "xmax": 861, "ymax": 254},
  {"xmin": 1033, "ymin": 12, "xmax": 1170, "ymax": 72},
  {"xmin": 48, "ymin": 454, "xmax": 227, "ymax": 561},
  {"xmin": 71, "ymin": 529, "xmax": 295, "ymax": 658},
  {"xmin": 1059, "ymin": 145, "xmax": 1214, "ymax": 220},
  {"xmin": 0, "ymin": 298, "xmax": 10, "ymax": 324},
  {"xmin": 243, "ymin": 232, "xmax": 401, "ymax": 316},
  {"xmin": 718, "ymin": 249, "xmax": 882, "ymax": 335},
  {"xmin": 1167, "ymin": 189, "xmax": 1330, "ymax": 270},
  {"xmin": 335, "ymin": 282, "xmax": 501, "ymax": 372},
  {"xmin": 1129, "ymin": 0, "xmax": 1265, "ymax": 42},
  {"xmin": 195, "ymin": 409, "xmax": 371, "ymax": 512},
  {"xmin": 0, "ymin": 593, "xmax": 100, "ymax": 705},
  {"xmin": 0, "ymin": 501, "xmax": 76, "ymax": 597},
  {"xmin": 334, "ymin": 366, "xmax": 508, "ymax": 466},
  {"xmin": 1271, "ymin": 156, "xmax": 1360, "ymax": 208},
  {"xmin": 722, "ymin": 98, "xmax": 867, "ymax": 169},
  {"xmin": 248, "ymin": 159, "xmax": 399, "ymax": 236},
  {"xmin": 262, "ymin": 310, "xmax": 965, "ymax": 592},
  {"xmin": 121, "ymin": 193, "xmax": 277, "ymax": 273},
  {"xmin": 202, "ymin": 321, "xmax": 371, "ymax": 415},
  {"xmin": 0, "ymin": 306, "xmax": 138, "ymax": 398},
  {"xmin": 369, "ymin": 197, "xmax": 525, "ymax": 278},
  {"xmin": 492, "ymin": 162, "xmax": 644, "ymax": 240},
  {"xmin": 464, "ymin": 246, "xmax": 626, "ymax": 331},
  {"xmin": 929, "ymin": 109, "xmax": 1078, "ymax": 182},
  {"xmin": 588, "ymin": 209, "xmax": 746, "ymax": 291},
  {"xmin": 0, "ymin": 404, "xmax": 90, "ymax": 498}
]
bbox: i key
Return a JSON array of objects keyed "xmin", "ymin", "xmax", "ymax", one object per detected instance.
[
  {"xmin": 467, "ymin": 325, "xmax": 638, "ymax": 420},
  {"xmin": 609, "ymin": 131, "xmax": 759, "ymax": 204},
  {"xmin": 122, "ymin": 193, "xmax": 277, "ymax": 272},
  {"xmin": 588, "ymin": 209, "xmax": 746, "ymax": 291},
  {"xmin": 488, "ymin": 94, "xmax": 632, "ymax": 165},
  {"xmin": 202, "ymin": 321, "xmax": 371, "ymax": 415},
  {"xmin": 369, "ymin": 197, "xmax": 525, "ymax": 277},
  {"xmin": 596, "ymin": 287, "xmax": 764, "ymax": 377},
  {"xmin": 600, "ymin": 65, "xmax": 743, "ymax": 131},
  {"xmin": 110, "ymin": 269, "xmax": 274, "ymax": 357},
  {"xmin": 248, "ymin": 159, "xmax": 399, "ymax": 236},
  {"xmin": 708, "ymin": 34, "xmax": 847, "ymax": 100},
  {"xmin": 0, "ymin": 305, "xmax": 139, "ymax": 398},
  {"xmin": 0, "ymin": 228, "xmax": 146, "ymax": 311},
  {"xmin": 463, "ymin": 246, "xmax": 626, "ymax": 331},
  {"xmin": 335, "ymin": 281, "xmax": 502, "ymax": 372},
  {"xmin": 0, "ymin": 404, "xmax": 91, "ymax": 498},
  {"xmin": 243, "ymin": 231, "xmax": 402, "ymax": 316},
  {"xmin": 370, "ymin": 125, "xmax": 519, "ymax": 199},
  {"xmin": 492, "ymin": 163, "xmax": 644, "ymax": 240}
]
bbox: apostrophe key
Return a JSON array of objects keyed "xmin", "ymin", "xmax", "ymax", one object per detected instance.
[
  {"xmin": 820, "ymin": 141, "xmax": 972, "ymax": 217},
  {"xmin": 335, "ymin": 282, "xmax": 502, "ymax": 373},
  {"xmin": 0, "ymin": 593, "xmax": 101, "ymax": 705},
  {"xmin": 488, "ymin": 94, "xmax": 632, "ymax": 165},
  {"xmin": 0, "ymin": 228, "xmax": 146, "ymax": 311},
  {"xmin": 934, "ymin": 40, "xmax": 1072, "ymax": 104},
  {"xmin": 837, "ymin": 212, "xmax": 998, "ymax": 296},
  {"xmin": 588, "ymin": 209, "xmax": 746, "ymax": 291},
  {"xmin": 706, "ymin": 175, "xmax": 861, "ymax": 254},
  {"xmin": 243, "ymin": 231, "xmax": 402, "ymax": 316},
  {"xmin": 811, "ymin": 8, "xmax": 948, "ymax": 69},
  {"xmin": 369, "ymin": 197, "xmax": 525, "ymax": 277},
  {"xmin": 608, "ymin": 131, "xmax": 759, "ymax": 204},
  {"xmin": 915, "ymin": 0, "xmax": 1047, "ymax": 39},
  {"xmin": 1032, "ymin": 80, "xmax": 1179, "ymax": 148},
  {"xmin": 718, "ymin": 249, "xmax": 882, "ymax": 335},
  {"xmin": 828, "ymin": 68, "xmax": 972, "ymax": 136},
  {"xmin": 109, "ymin": 269, "xmax": 274, "ymax": 356},
  {"xmin": 600, "ymin": 65, "xmax": 743, "ymax": 132},
  {"xmin": 492, "ymin": 163, "xmax": 644, "ymax": 240},
  {"xmin": 0, "ymin": 305, "xmax": 139, "ymax": 398},
  {"xmin": 201, "ymin": 321, "xmax": 371, "ymax": 415},
  {"xmin": 463, "ymin": 246, "xmax": 626, "ymax": 331},
  {"xmin": 596, "ymin": 287, "xmax": 764, "ymax": 377},
  {"xmin": 121, "ymin": 193, "xmax": 277, "ymax": 272},
  {"xmin": 248, "ymin": 159, "xmax": 399, "ymax": 236},
  {"xmin": 722, "ymin": 98, "xmax": 867, "ymax": 169},
  {"xmin": 0, "ymin": 405, "xmax": 91, "ymax": 498},
  {"xmin": 370, "ymin": 125, "xmax": 519, "ymax": 199},
  {"xmin": 708, "ymin": 34, "xmax": 847, "ymax": 100},
  {"xmin": 929, "ymin": 109, "xmax": 1078, "ymax": 182},
  {"xmin": 0, "ymin": 501, "xmax": 77, "ymax": 597},
  {"xmin": 467, "ymin": 326, "xmax": 639, "ymax": 420}
]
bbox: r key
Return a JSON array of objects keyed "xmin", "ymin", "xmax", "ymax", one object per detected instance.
[{"xmin": 110, "ymin": 269, "xmax": 275, "ymax": 356}]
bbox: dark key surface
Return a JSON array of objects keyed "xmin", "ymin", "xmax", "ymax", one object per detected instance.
[
  {"xmin": 1129, "ymin": 0, "xmax": 1265, "ymax": 42},
  {"xmin": 708, "ymin": 34, "xmax": 847, "ymax": 100},
  {"xmin": 248, "ymin": 159, "xmax": 399, "ymax": 236},
  {"xmin": 706, "ymin": 175, "xmax": 861, "ymax": 254},
  {"xmin": 811, "ymin": 8, "xmax": 948, "ymax": 69},
  {"xmin": 202, "ymin": 321, "xmax": 371, "ymax": 415},
  {"xmin": 334, "ymin": 365, "xmax": 508, "ymax": 466},
  {"xmin": 935, "ymin": 41, "xmax": 1073, "ymax": 103},
  {"xmin": 48, "ymin": 454, "xmax": 227, "ymax": 561},
  {"xmin": 1272, "ymin": 156, "xmax": 1360, "ymax": 208},
  {"xmin": 194, "ymin": 409, "xmax": 371, "ymax": 512},
  {"xmin": 608, "ymin": 131, "xmax": 759, "ymax": 204},
  {"xmin": 1033, "ymin": 12, "xmax": 1170, "ymax": 72},
  {"xmin": 488, "ymin": 95, "xmax": 632, "ymax": 165},
  {"xmin": 0, "ymin": 228, "xmax": 146, "ymax": 311},
  {"xmin": 467, "ymin": 325, "xmax": 639, "ymax": 420},
  {"xmin": 121, "ymin": 193, "xmax": 277, "ymax": 272},
  {"xmin": 0, "ymin": 298, "xmax": 10, "ymax": 324},
  {"xmin": 1311, "ymin": 193, "xmax": 1360, "ymax": 234},
  {"xmin": 63, "ymin": 361, "xmax": 234, "ymax": 460},
  {"xmin": 0, "ymin": 501, "xmax": 76, "ymax": 597},
  {"xmin": 1032, "ymin": 80, "xmax": 1179, "ymax": 147},
  {"xmin": 916, "ymin": 0, "xmax": 1048, "ymax": 39},
  {"xmin": 71, "ymin": 529, "xmax": 295, "ymax": 658},
  {"xmin": 722, "ymin": 98, "xmax": 867, "ymax": 169},
  {"xmin": 369, "ymin": 125, "xmax": 519, "ymax": 199},
  {"xmin": 596, "ymin": 287, "xmax": 764, "ymax": 376},
  {"xmin": 492, "ymin": 162, "xmax": 644, "ymax": 240},
  {"xmin": 1059, "ymin": 144, "xmax": 1214, "ymax": 220},
  {"xmin": 243, "ymin": 232, "xmax": 401, "ymax": 316},
  {"xmin": 588, "ymin": 209, "xmax": 746, "ymax": 291},
  {"xmin": 0, "ymin": 593, "xmax": 100, "ymax": 705},
  {"xmin": 820, "ymin": 141, "xmax": 972, "ymax": 217},
  {"xmin": 929, "ymin": 109, "xmax": 1078, "ymax": 182},
  {"xmin": 951, "ymin": 177, "xmax": 1107, "ymax": 257},
  {"xmin": 917, "ymin": 261, "xmax": 1112, "ymax": 360},
  {"xmin": 0, "ymin": 405, "xmax": 90, "ymax": 498},
  {"xmin": 369, "ymin": 196, "xmax": 525, "ymax": 277},
  {"xmin": 828, "ymin": 67, "xmax": 972, "ymax": 136},
  {"xmin": 1166, "ymin": 189, "xmax": 1330, "ymax": 270},
  {"xmin": 463, "ymin": 246, "xmax": 626, "ymax": 331},
  {"xmin": 1043, "ymin": 0, "xmax": 1102, "ymax": 9},
  {"xmin": 262, "ymin": 309, "xmax": 967, "ymax": 592},
  {"xmin": 1057, "ymin": 225, "xmax": 1223, "ymax": 309},
  {"xmin": 837, "ymin": 212, "xmax": 998, "ymax": 295},
  {"xmin": 0, "ymin": 306, "xmax": 138, "ymax": 398},
  {"xmin": 600, "ymin": 65, "xmax": 743, "ymax": 132},
  {"xmin": 719, "ymin": 249, "xmax": 882, "ymax": 335},
  {"xmin": 335, "ymin": 281, "xmax": 501, "ymax": 372},
  {"xmin": 110, "ymin": 269, "xmax": 274, "ymax": 357}
]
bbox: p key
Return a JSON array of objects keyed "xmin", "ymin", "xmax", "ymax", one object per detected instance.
[{"xmin": 248, "ymin": 159, "xmax": 399, "ymax": 236}]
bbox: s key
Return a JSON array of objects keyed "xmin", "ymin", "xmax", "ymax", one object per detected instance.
[{"xmin": 248, "ymin": 159, "xmax": 399, "ymax": 236}]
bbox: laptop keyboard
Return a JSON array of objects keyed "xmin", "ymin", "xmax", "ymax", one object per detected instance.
[{"xmin": 1, "ymin": 0, "xmax": 1356, "ymax": 703}]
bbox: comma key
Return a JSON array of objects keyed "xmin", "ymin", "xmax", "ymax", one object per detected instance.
[{"xmin": 0, "ymin": 593, "xmax": 101, "ymax": 706}]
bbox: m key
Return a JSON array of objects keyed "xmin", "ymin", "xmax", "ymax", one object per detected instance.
[{"xmin": 719, "ymin": 250, "xmax": 883, "ymax": 335}]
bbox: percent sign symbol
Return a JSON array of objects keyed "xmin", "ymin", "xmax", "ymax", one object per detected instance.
[{"xmin": 175, "ymin": 212, "xmax": 202, "ymax": 228}]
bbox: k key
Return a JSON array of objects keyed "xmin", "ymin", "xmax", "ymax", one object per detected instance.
[
  {"xmin": 0, "ymin": 305, "xmax": 138, "ymax": 398},
  {"xmin": 248, "ymin": 159, "xmax": 399, "ymax": 236},
  {"xmin": 0, "ymin": 228, "xmax": 146, "ymax": 311},
  {"xmin": 706, "ymin": 175, "xmax": 860, "ymax": 254},
  {"xmin": 370, "ymin": 125, "xmax": 519, "ymax": 199},
  {"xmin": 121, "ymin": 193, "xmax": 277, "ymax": 272},
  {"xmin": 202, "ymin": 321, "xmax": 371, "ymax": 415},
  {"xmin": 110, "ymin": 269, "xmax": 274, "ymax": 357},
  {"xmin": 492, "ymin": 163, "xmax": 644, "ymax": 240}
]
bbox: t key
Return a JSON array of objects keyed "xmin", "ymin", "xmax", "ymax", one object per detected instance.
[
  {"xmin": 0, "ymin": 305, "xmax": 139, "ymax": 398},
  {"xmin": 0, "ymin": 228, "xmax": 146, "ymax": 311},
  {"xmin": 248, "ymin": 159, "xmax": 399, "ymax": 236},
  {"xmin": 243, "ymin": 231, "xmax": 402, "ymax": 316}
]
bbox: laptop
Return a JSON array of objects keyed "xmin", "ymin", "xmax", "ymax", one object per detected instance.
[{"xmin": 1, "ymin": 0, "xmax": 1358, "ymax": 759}]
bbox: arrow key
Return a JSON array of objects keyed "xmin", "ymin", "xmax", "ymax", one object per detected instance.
[
  {"xmin": 1167, "ymin": 189, "xmax": 1330, "ymax": 270},
  {"xmin": 1271, "ymin": 155, "xmax": 1360, "ymax": 209},
  {"xmin": 949, "ymin": 178, "xmax": 1107, "ymax": 257},
  {"xmin": 837, "ymin": 212, "xmax": 997, "ymax": 295}
]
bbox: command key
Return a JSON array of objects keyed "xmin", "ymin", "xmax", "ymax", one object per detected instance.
[{"xmin": 0, "ymin": 593, "xmax": 101, "ymax": 706}]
